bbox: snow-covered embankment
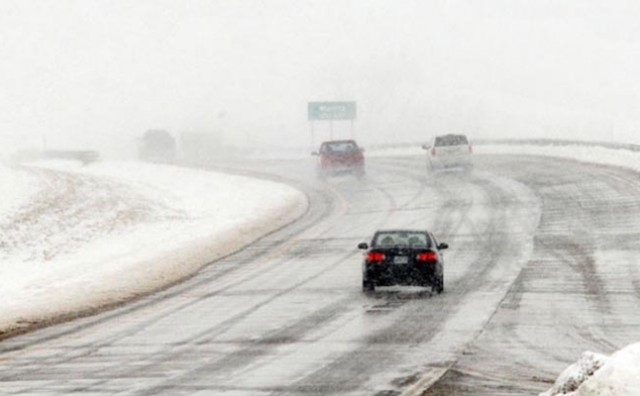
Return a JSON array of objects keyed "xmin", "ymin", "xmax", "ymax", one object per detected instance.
[
  {"xmin": 540, "ymin": 344, "xmax": 640, "ymax": 396},
  {"xmin": 0, "ymin": 161, "xmax": 307, "ymax": 337}
]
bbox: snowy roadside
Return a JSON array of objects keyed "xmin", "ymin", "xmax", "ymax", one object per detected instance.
[
  {"xmin": 540, "ymin": 345, "xmax": 640, "ymax": 396},
  {"xmin": 0, "ymin": 164, "xmax": 39, "ymax": 217},
  {"xmin": 0, "ymin": 160, "xmax": 307, "ymax": 338}
]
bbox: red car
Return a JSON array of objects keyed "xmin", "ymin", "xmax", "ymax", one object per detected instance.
[{"xmin": 312, "ymin": 139, "xmax": 365, "ymax": 179}]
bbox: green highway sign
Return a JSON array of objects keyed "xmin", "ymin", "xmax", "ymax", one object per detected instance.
[{"xmin": 308, "ymin": 101, "xmax": 356, "ymax": 121}]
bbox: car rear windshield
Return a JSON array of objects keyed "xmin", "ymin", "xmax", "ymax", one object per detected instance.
[
  {"xmin": 373, "ymin": 231, "xmax": 430, "ymax": 248},
  {"xmin": 434, "ymin": 135, "xmax": 469, "ymax": 147},
  {"xmin": 321, "ymin": 141, "xmax": 359, "ymax": 153}
]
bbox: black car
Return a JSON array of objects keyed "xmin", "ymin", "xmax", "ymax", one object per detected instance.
[{"xmin": 358, "ymin": 230, "xmax": 447, "ymax": 293}]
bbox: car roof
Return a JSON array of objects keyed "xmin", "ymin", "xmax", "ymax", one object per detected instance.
[
  {"xmin": 321, "ymin": 139, "xmax": 358, "ymax": 144},
  {"xmin": 434, "ymin": 133, "xmax": 467, "ymax": 139},
  {"xmin": 373, "ymin": 229, "xmax": 430, "ymax": 234}
]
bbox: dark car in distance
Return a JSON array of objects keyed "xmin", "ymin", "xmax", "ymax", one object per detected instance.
[
  {"xmin": 138, "ymin": 129, "xmax": 177, "ymax": 164},
  {"xmin": 312, "ymin": 139, "xmax": 365, "ymax": 179},
  {"xmin": 358, "ymin": 230, "xmax": 447, "ymax": 293}
]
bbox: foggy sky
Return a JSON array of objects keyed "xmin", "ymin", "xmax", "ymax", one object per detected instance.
[{"xmin": 2, "ymin": 0, "xmax": 640, "ymax": 158}]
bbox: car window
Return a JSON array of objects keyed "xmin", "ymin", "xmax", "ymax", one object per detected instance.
[
  {"xmin": 434, "ymin": 135, "xmax": 469, "ymax": 147},
  {"xmin": 373, "ymin": 232, "xmax": 430, "ymax": 248},
  {"xmin": 321, "ymin": 141, "xmax": 358, "ymax": 153}
]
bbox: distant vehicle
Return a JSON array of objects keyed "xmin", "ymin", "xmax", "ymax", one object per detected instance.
[
  {"xmin": 358, "ymin": 230, "xmax": 447, "ymax": 293},
  {"xmin": 422, "ymin": 134, "xmax": 473, "ymax": 172},
  {"xmin": 312, "ymin": 139, "xmax": 365, "ymax": 179},
  {"xmin": 138, "ymin": 130, "xmax": 176, "ymax": 164}
]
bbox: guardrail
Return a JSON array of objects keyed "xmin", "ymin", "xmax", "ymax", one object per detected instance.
[
  {"xmin": 365, "ymin": 138, "xmax": 640, "ymax": 153},
  {"xmin": 42, "ymin": 150, "xmax": 100, "ymax": 164},
  {"xmin": 10, "ymin": 150, "xmax": 100, "ymax": 165},
  {"xmin": 474, "ymin": 138, "xmax": 640, "ymax": 152}
]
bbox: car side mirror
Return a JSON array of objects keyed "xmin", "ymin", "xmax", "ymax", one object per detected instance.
[
  {"xmin": 438, "ymin": 242, "xmax": 448, "ymax": 250},
  {"xmin": 421, "ymin": 144, "xmax": 431, "ymax": 150},
  {"xmin": 311, "ymin": 151, "xmax": 319, "ymax": 156},
  {"xmin": 357, "ymin": 242, "xmax": 369, "ymax": 250}
]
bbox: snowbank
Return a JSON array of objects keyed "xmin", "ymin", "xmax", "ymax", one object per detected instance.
[
  {"xmin": 540, "ymin": 352, "xmax": 608, "ymax": 396},
  {"xmin": 541, "ymin": 344, "xmax": 640, "ymax": 396},
  {"xmin": 0, "ymin": 164, "xmax": 39, "ymax": 216},
  {"xmin": 0, "ymin": 161, "xmax": 307, "ymax": 337}
]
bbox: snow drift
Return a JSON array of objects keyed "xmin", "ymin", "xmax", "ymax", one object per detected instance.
[
  {"xmin": 541, "ymin": 344, "xmax": 640, "ymax": 396},
  {"xmin": 0, "ymin": 160, "xmax": 307, "ymax": 337}
]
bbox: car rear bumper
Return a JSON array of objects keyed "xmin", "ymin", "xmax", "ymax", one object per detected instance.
[
  {"xmin": 364, "ymin": 263, "xmax": 439, "ymax": 286},
  {"xmin": 430, "ymin": 155, "xmax": 472, "ymax": 168},
  {"xmin": 319, "ymin": 163, "xmax": 364, "ymax": 174}
]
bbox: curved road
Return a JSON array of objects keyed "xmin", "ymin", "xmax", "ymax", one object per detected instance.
[{"xmin": 1, "ymin": 154, "xmax": 640, "ymax": 395}]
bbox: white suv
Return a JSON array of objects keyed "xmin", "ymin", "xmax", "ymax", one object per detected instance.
[{"xmin": 422, "ymin": 134, "xmax": 473, "ymax": 172}]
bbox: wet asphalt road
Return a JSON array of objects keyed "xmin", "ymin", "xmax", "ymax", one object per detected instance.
[{"xmin": 1, "ymin": 154, "xmax": 640, "ymax": 395}]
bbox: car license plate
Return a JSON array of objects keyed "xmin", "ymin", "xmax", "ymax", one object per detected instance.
[{"xmin": 393, "ymin": 256, "xmax": 409, "ymax": 264}]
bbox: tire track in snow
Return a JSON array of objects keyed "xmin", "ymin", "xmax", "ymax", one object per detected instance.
[
  {"xmin": 422, "ymin": 156, "xmax": 640, "ymax": 395},
  {"xmin": 281, "ymin": 158, "xmax": 536, "ymax": 395}
]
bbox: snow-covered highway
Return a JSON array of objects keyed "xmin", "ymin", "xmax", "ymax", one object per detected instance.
[{"xmin": 1, "ymin": 149, "xmax": 640, "ymax": 395}]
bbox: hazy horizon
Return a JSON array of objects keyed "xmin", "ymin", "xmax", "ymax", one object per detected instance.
[{"xmin": 2, "ymin": 0, "xmax": 640, "ymax": 158}]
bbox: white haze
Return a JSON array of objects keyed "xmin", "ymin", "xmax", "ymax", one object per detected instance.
[{"xmin": 1, "ymin": 0, "xmax": 640, "ymax": 159}]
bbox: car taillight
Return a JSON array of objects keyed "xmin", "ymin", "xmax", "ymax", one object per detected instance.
[
  {"xmin": 416, "ymin": 251, "xmax": 438, "ymax": 262},
  {"xmin": 366, "ymin": 252, "xmax": 385, "ymax": 262},
  {"xmin": 431, "ymin": 147, "xmax": 436, "ymax": 156}
]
